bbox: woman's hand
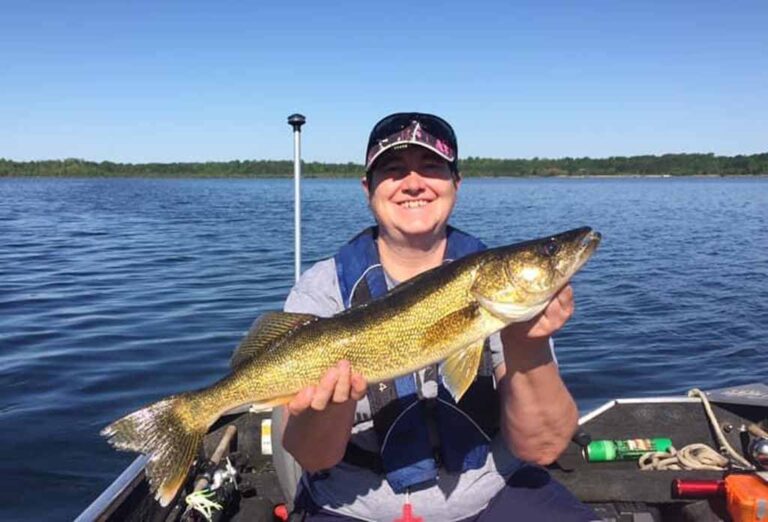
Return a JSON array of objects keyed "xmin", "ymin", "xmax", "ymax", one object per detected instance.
[
  {"xmin": 286, "ymin": 360, "xmax": 368, "ymax": 415},
  {"xmin": 503, "ymin": 284, "xmax": 574, "ymax": 345},
  {"xmin": 282, "ymin": 360, "xmax": 368, "ymax": 472}
]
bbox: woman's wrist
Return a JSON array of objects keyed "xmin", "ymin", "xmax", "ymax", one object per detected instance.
[{"xmin": 500, "ymin": 328, "xmax": 553, "ymax": 370}]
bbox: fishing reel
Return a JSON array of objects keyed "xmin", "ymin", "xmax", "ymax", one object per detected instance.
[{"xmin": 181, "ymin": 457, "xmax": 240, "ymax": 522}]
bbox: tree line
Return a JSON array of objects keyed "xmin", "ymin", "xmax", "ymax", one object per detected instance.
[{"xmin": 1, "ymin": 153, "xmax": 766, "ymax": 178}]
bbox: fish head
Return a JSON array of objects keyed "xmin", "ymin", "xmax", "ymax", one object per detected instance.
[{"xmin": 472, "ymin": 227, "xmax": 601, "ymax": 322}]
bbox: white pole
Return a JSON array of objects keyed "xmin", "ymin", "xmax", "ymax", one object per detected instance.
[{"xmin": 287, "ymin": 114, "xmax": 306, "ymax": 282}]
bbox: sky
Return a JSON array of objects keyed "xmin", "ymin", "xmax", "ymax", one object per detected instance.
[{"xmin": 2, "ymin": 0, "xmax": 766, "ymax": 163}]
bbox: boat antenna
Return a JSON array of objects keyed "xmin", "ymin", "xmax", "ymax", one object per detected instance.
[{"xmin": 287, "ymin": 113, "xmax": 306, "ymax": 282}]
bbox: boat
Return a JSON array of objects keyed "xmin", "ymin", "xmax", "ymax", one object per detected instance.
[{"xmin": 76, "ymin": 382, "xmax": 768, "ymax": 521}]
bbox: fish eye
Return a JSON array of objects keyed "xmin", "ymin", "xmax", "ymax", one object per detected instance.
[{"xmin": 540, "ymin": 239, "xmax": 559, "ymax": 257}]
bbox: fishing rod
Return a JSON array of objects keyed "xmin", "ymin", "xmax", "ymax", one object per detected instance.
[{"xmin": 287, "ymin": 113, "xmax": 306, "ymax": 282}]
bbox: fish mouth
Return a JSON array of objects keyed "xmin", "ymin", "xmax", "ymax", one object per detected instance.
[
  {"xmin": 553, "ymin": 228, "xmax": 601, "ymax": 279},
  {"xmin": 583, "ymin": 229, "xmax": 602, "ymax": 247},
  {"xmin": 580, "ymin": 230, "xmax": 602, "ymax": 258},
  {"xmin": 571, "ymin": 229, "xmax": 601, "ymax": 273}
]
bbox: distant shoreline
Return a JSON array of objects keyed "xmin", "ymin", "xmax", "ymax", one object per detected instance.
[{"xmin": 2, "ymin": 153, "xmax": 766, "ymax": 178}]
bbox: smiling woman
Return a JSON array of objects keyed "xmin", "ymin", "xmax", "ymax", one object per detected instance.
[{"xmin": 273, "ymin": 112, "xmax": 597, "ymax": 521}]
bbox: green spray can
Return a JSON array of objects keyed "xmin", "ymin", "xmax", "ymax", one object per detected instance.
[{"xmin": 585, "ymin": 437, "xmax": 673, "ymax": 462}]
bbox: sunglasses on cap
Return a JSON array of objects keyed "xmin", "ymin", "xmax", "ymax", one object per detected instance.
[{"xmin": 365, "ymin": 112, "xmax": 458, "ymax": 173}]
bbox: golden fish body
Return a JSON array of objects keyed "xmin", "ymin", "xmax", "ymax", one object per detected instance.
[{"xmin": 103, "ymin": 226, "xmax": 601, "ymax": 506}]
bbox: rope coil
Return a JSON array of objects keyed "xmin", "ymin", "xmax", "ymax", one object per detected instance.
[
  {"xmin": 639, "ymin": 443, "xmax": 729, "ymax": 470},
  {"xmin": 638, "ymin": 388, "xmax": 756, "ymax": 471}
]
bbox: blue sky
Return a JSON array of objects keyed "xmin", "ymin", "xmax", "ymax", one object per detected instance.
[{"xmin": 2, "ymin": 0, "xmax": 766, "ymax": 163}]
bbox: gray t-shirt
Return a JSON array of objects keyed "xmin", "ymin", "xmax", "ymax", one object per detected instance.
[{"xmin": 281, "ymin": 258, "xmax": 524, "ymax": 522}]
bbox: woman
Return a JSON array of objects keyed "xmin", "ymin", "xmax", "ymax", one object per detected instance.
[{"xmin": 275, "ymin": 113, "xmax": 597, "ymax": 521}]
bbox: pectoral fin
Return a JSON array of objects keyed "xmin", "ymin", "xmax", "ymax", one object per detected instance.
[
  {"xmin": 230, "ymin": 311, "xmax": 318, "ymax": 369},
  {"xmin": 441, "ymin": 339, "xmax": 486, "ymax": 402}
]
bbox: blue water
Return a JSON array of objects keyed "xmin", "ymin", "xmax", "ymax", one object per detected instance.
[{"xmin": 0, "ymin": 177, "xmax": 766, "ymax": 521}]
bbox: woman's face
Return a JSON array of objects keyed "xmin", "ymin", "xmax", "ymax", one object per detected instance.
[{"xmin": 363, "ymin": 146, "xmax": 459, "ymax": 243}]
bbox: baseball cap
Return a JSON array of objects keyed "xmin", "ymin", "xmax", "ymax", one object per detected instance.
[{"xmin": 365, "ymin": 112, "xmax": 458, "ymax": 173}]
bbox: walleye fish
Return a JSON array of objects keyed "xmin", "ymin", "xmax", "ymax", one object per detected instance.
[{"xmin": 102, "ymin": 226, "xmax": 601, "ymax": 505}]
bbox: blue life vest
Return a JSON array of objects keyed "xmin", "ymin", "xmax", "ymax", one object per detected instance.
[{"xmin": 333, "ymin": 226, "xmax": 500, "ymax": 492}]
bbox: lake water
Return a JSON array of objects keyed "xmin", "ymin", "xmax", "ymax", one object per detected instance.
[{"xmin": 0, "ymin": 176, "xmax": 766, "ymax": 521}]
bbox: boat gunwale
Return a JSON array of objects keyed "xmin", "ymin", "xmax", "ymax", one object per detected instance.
[
  {"xmin": 579, "ymin": 397, "xmax": 703, "ymax": 424},
  {"xmin": 75, "ymin": 455, "xmax": 149, "ymax": 522}
]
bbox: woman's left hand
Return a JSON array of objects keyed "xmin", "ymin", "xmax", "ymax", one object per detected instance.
[{"xmin": 504, "ymin": 284, "xmax": 574, "ymax": 343}]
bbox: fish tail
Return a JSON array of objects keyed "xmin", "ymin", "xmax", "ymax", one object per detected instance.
[{"xmin": 101, "ymin": 394, "xmax": 204, "ymax": 506}]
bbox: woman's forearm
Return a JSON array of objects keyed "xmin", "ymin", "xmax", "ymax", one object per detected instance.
[{"xmin": 497, "ymin": 334, "xmax": 578, "ymax": 465}]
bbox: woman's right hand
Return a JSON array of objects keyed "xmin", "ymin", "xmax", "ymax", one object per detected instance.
[{"xmin": 282, "ymin": 360, "xmax": 368, "ymax": 472}]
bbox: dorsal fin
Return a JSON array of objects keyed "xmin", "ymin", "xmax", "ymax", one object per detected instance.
[{"xmin": 230, "ymin": 311, "xmax": 318, "ymax": 369}]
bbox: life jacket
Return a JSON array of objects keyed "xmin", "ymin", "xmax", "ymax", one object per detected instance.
[{"xmin": 333, "ymin": 226, "xmax": 500, "ymax": 492}]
